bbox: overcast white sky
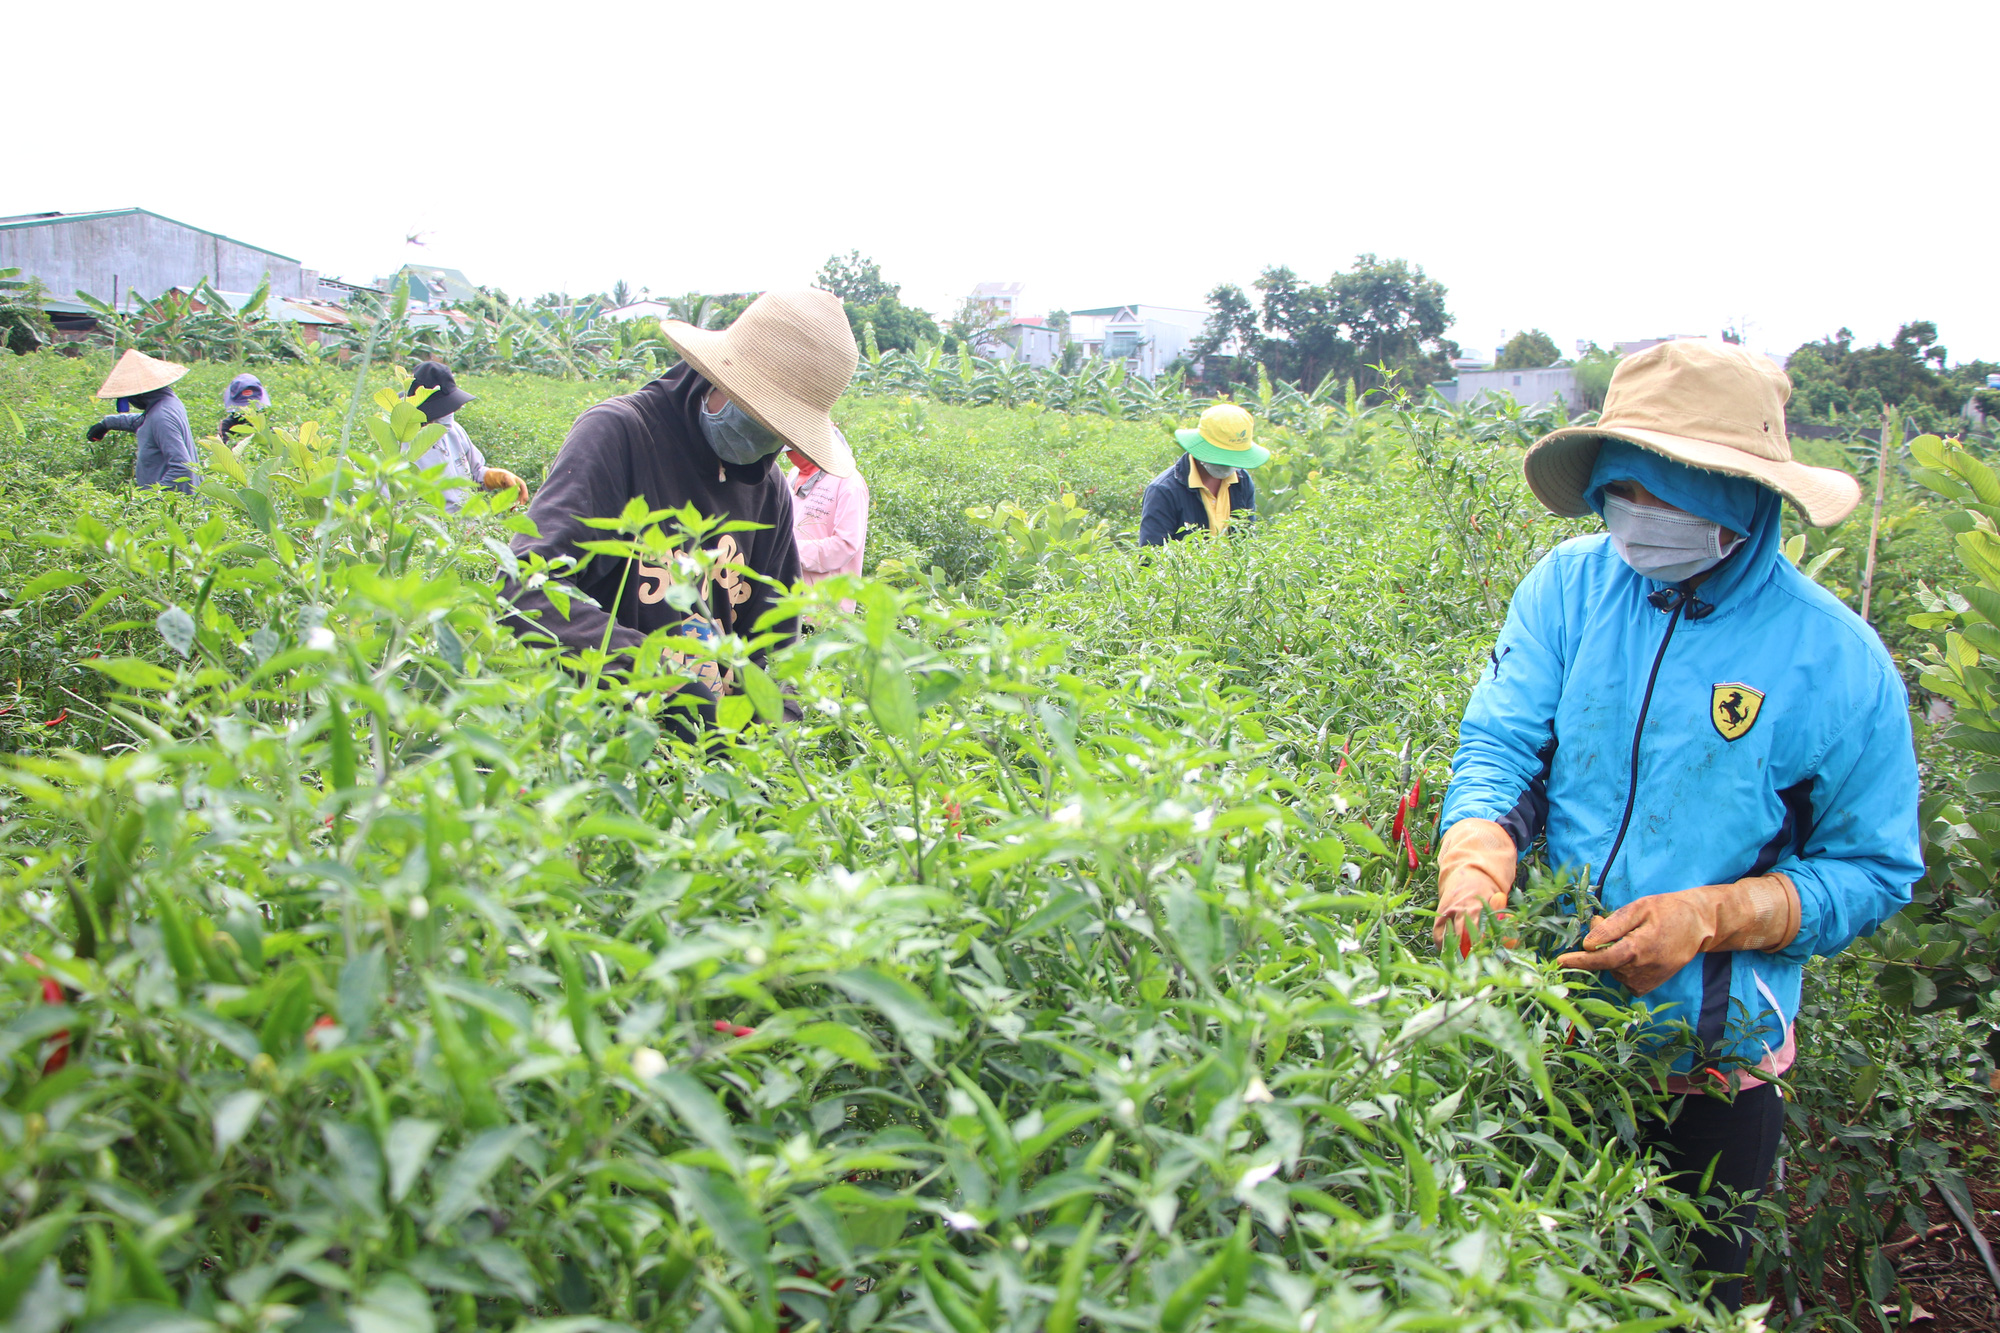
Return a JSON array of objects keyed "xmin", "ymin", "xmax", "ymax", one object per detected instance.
[{"xmin": 13, "ymin": 1, "xmax": 1998, "ymax": 363}]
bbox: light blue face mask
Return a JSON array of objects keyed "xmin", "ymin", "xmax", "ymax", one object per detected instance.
[{"xmin": 700, "ymin": 398, "xmax": 782, "ymax": 465}]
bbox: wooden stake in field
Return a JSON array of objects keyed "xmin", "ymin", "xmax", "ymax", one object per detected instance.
[{"xmin": 1859, "ymin": 406, "xmax": 1894, "ymax": 624}]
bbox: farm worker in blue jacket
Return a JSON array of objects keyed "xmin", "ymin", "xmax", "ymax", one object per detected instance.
[
  {"xmin": 85, "ymin": 349, "xmax": 201, "ymax": 494},
  {"xmin": 1434, "ymin": 340, "xmax": 1921, "ymax": 1310},
  {"xmin": 1138, "ymin": 402, "xmax": 1265, "ymax": 545}
]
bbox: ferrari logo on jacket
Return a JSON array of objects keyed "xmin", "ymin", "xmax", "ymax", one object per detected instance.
[{"xmin": 1711, "ymin": 682, "xmax": 1765, "ymax": 741}]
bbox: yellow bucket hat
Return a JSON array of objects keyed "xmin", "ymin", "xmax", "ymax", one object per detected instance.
[{"xmin": 1175, "ymin": 402, "xmax": 1270, "ymax": 469}]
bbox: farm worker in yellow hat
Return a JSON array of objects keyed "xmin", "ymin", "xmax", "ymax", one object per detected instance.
[
  {"xmin": 1138, "ymin": 402, "xmax": 1269, "ymax": 545},
  {"xmin": 500, "ymin": 289, "xmax": 858, "ymax": 736},
  {"xmin": 1433, "ymin": 340, "xmax": 1921, "ymax": 1310},
  {"xmin": 85, "ymin": 350, "xmax": 201, "ymax": 494}
]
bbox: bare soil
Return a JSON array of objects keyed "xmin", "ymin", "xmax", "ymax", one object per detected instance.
[{"xmin": 1762, "ymin": 1125, "xmax": 2000, "ymax": 1331}]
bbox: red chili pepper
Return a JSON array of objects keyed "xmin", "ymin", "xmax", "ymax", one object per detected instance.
[
  {"xmin": 307, "ymin": 1015, "xmax": 337, "ymax": 1050},
  {"xmin": 712, "ymin": 1019, "xmax": 734, "ymax": 1033},
  {"xmin": 33, "ymin": 970, "xmax": 68, "ymax": 1075},
  {"xmin": 42, "ymin": 710, "xmax": 67, "ymax": 727},
  {"xmin": 731, "ymin": 1025, "xmax": 755, "ymax": 1038},
  {"xmin": 1334, "ymin": 736, "xmax": 1350, "ymax": 776}
]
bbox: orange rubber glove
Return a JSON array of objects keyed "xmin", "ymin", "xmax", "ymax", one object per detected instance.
[
  {"xmin": 1555, "ymin": 872, "xmax": 1801, "ymax": 995},
  {"xmin": 483, "ymin": 467, "xmax": 529, "ymax": 508},
  {"xmin": 1433, "ymin": 818, "xmax": 1518, "ymax": 950}
]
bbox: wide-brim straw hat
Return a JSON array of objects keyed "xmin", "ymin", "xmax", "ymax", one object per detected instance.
[
  {"xmin": 1174, "ymin": 401, "xmax": 1270, "ymax": 469},
  {"xmin": 1525, "ymin": 339, "xmax": 1860, "ymax": 528},
  {"xmin": 96, "ymin": 349, "xmax": 188, "ymax": 398},
  {"xmin": 663, "ymin": 289, "xmax": 859, "ymax": 478}
]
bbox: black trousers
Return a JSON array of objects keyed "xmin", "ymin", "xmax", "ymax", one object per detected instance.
[{"xmin": 1640, "ymin": 1082, "xmax": 1786, "ymax": 1311}]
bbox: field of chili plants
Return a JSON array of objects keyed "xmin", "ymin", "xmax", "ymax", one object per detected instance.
[{"xmin": 0, "ymin": 348, "xmax": 1995, "ymax": 1333}]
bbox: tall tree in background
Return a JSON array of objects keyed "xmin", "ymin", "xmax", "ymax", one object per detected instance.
[
  {"xmin": 814, "ymin": 251, "xmax": 898, "ymax": 305},
  {"xmin": 1495, "ymin": 328, "xmax": 1562, "ymax": 370},
  {"xmin": 813, "ymin": 252, "xmax": 938, "ymax": 353},
  {"xmin": 1193, "ymin": 256, "xmax": 1457, "ymax": 394},
  {"xmin": 1189, "ymin": 284, "xmax": 1261, "ymax": 387},
  {"xmin": 1785, "ymin": 321, "xmax": 1993, "ymax": 429}
]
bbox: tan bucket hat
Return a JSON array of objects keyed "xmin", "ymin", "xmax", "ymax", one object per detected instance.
[
  {"xmin": 663, "ymin": 289, "xmax": 860, "ymax": 478},
  {"xmin": 96, "ymin": 349, "xmax": 189, "ymax": 399},
  {"xmin": 1524, "ymin": 339, "xmax": 1860, "ymax": 528}
]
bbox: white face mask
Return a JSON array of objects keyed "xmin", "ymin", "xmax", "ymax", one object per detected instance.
[{"xmin": 1601, "ymin": 494, "xmax": 1744, "ymax": 583}]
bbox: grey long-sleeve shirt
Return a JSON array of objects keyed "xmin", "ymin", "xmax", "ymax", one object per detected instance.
[{"xmin": 101, "ymin": 391, "xmax": 201, "ymax": 493}]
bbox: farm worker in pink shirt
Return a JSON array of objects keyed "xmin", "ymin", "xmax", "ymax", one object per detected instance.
[{"xmin": 787, "ymin": 428, "xmax": 869, "ymax": 604}]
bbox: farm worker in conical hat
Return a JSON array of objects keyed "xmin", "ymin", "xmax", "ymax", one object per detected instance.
[
  {"xmin": 1138, "ymin": 401, "xmax": 1268, "ymax": 546},
  {"xmin": 501, "ymin": 289, "xmax": 858, "ymax": 735},
  {"xmin": 1434, "ymin": 340, "xmax": 1921, "ymax": 1311},
  {"xmin": 400, "ymin": 362, "xmax": 529, "ymax": 512},
  {"xmin": 86, "ymin": 349, "xmax": 201, "ymax": 494}
]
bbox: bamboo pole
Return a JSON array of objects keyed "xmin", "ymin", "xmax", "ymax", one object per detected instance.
[{"xmin": 1859, "ymin": 406, "xmax": 1894, "ymax": 623}]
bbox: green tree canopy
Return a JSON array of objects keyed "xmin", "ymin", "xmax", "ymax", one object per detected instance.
[
  {"xmin": 1495, "ymin": 329, "xmax": 1561, "ymax": 370},
  {"xmin": 1193, "ymin": 256, "xmax": 1458, "ymax": 394},
  {"xmin": 1786, "ymin": 321, "xmax": 1986, "ymax": 428},
  {"xmin": 813, "ymin": 253, "xmax": 937, "ymax": 354},
  {"xmin": 815, "ymin": 251, "xmax": 899, "ymax": 306}
]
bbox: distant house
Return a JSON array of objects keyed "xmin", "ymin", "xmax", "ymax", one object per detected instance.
[
  {"xmin": 381, "ymin": 265, "xmax": 481, "ymax": 309},
  {"xmin": 969, "ymin": 281, "xmax": 1025, "ymax": 321},
  {"xmin": 603, "ymin": 300, "xmax": 681, "ymax": 323},
  {"xmin": 1432, "ymin": 365, "xmax": 1579, "ymax": 413},
  {"xmin": 1068, "ymin": 304, "xmax": 1207, "ymax": 380},
  {"xmin": 0, "ymin": 207, "xmax": 321, "ymax": 308},
  {"xmin": 176, "ymin": 287, "xmax": 352, "ymax": 344},
  {"xmin": 975, "ymin": 315, "xmax": 1064, "ymax": 369}
]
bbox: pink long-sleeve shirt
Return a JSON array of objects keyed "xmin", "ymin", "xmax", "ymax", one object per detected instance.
[{"xmin": 791, "ymin": 464, "xmax": 869, "ymax": 586}]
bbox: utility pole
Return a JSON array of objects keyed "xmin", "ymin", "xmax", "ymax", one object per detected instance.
[{"xmin": 1859, "ymin": 405, "xmax": 1894, "ymax": 623}]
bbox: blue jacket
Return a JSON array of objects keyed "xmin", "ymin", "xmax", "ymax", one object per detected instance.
[
  {"xmin": 1138, "ymin": 457, "xmax": 1255, "ymax": 546},
  {"xmin": 1441, "ymin": 473, "xmax": 1922, "ymax": 1074}
]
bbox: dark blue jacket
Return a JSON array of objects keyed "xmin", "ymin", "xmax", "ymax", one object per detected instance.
[
  {"xmin": 101, "ymin": 390, "xmax": 200, "ymax": 493},
  {"xmin": 1138, "ymin": 457, "xmax": 1256, "ymax": 546}
]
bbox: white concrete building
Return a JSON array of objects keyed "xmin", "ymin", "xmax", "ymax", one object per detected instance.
[
  {"xmin": 1433, "ymin": 366, "xmax": 1580, "ymax": 413},
  {"xmin": 1069, "ymin": 304, "xmax": 1208, "ymax": 380},
  {"xmin": 0, "ymin": 207, "xmax": 319, "ymax": 308}
]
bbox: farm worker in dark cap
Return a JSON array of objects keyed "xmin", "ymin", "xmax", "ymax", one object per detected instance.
[
  {"xmin": 1138, "ymin": 402, "xmax": 1266, "ymax": 545},
  {"xmin": 85, "ymin": 349, "xmax": 201, "ymax": 493},
  {"xmin": 502, "ymin": 289, "xmax": 857, "ymax": 731},
  {"xmin": 1434, "ymin": 340, "xmax": 1922, "ymax": 1310},
  {"xmin": 401, "ymin": 362, "xmax": 529, "ymax": 512},
  {"xmin": 219, "ymin": 373, "xmax": 269, "ymax": 443}
]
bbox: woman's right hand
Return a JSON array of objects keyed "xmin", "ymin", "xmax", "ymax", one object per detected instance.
[{"xmin": 86, "ymin": 421, "xmax": 110, "ymax": 442}]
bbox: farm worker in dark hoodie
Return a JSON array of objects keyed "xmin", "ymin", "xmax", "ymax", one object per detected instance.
[
  {"xmin": 502, "ymin": 289, "xmax": 858, "ymax": 729},
  {"xmin": 401, "ymin": 362, "xmax": 529, "ymax": 512},
  {"xmin": 1138, "ymin": 402, "xmax": 1265, "ymax": 545},
  {"xmin": 84, "ymin": 349, "xmax": 201, "ymax": 493},
  {"xmin": 1434, "ymin": 340, "xmax": 1921, "ymax": 1310}
]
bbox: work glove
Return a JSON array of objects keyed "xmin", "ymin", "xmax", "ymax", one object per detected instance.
[
  {"xmin": 1433, "ymin": 818, "xmax": 1518, "ymax": 950},
  {"xmin": 86, "ymin": 420, "xmax": 111, "ymax": 442},
  {"xmin": 482, "ymin": 468, "xmax": 529, "ymax": 508},
  {"xmin": 1555, "ymin": 872, "xmax": 1802, "ymax": 995}
]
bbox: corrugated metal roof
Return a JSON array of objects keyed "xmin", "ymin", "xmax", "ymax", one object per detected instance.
[{"xmin": 0, "ymin": 208, "xmax": 301, "ymax": 263}]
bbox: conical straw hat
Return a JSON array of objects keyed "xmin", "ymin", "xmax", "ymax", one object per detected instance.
[
  {"xmin": 663, "ymin": 289, "xmax": 859, "ymax": 478},
  {"xmin": 1525, "ymin": 340, "xmax": 1860, "ymax": 528},
  {"xmin": 96, "ymin": 349, "xmax": 189, "ymax": 399}
]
